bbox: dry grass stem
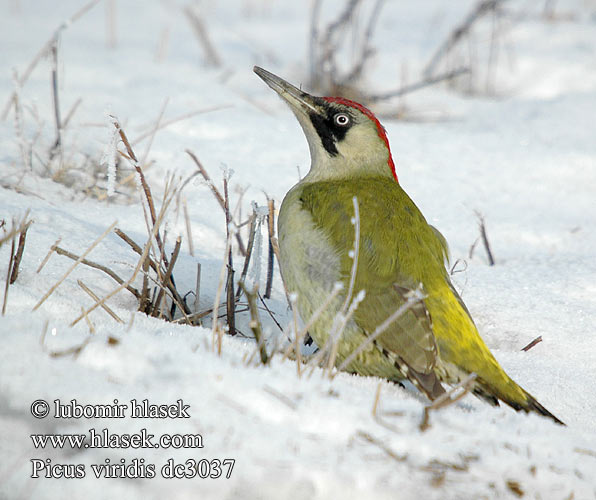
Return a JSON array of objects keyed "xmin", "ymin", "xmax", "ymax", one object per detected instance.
[
  {"xmin": 186, "ymin": 149, "xmax": 247, "ymax": 256},
  {"xmin": 151, "ymin": 236, "xmax": 181, "ymax": 317},
  {"xmin": 37, "ymin": 238, "xmax": 62, "ymax": 273},
  {"xmin": 54, "ymin": 245, "xmax": 140, "ymax": 299},
  {"xmin": 49, "ymin": 42, "xmax": 62, "ymax": 159},
  {"xmin": 62, "ymin": 98, "xmax": 82, "ymax": 130},
  {"xmin": 183, "ymin": 5, "xmax": 222, "ymax": 67},
  {"xmin": 475, "ymin": 211, "xmax": 495, "ymax": 266},
  {"xmin": 33, "ymin": 220, "xmax": 118, "ymax": 311},
  {"xmin": 0, "ymin": 213, "xmax": 31, "ymax": 248},
  {"xmin": 419, "ymin": 372, "xmax": 477, "ymax": 432},
  {"xmin": 355, "ymin": 430, "xmax": 408, "ymax": 462},
  {"xmin": 257, "ymin": 292, "xmax": 284, "ymax": 332},
  {"xmin": 77, "ymin": 280, "xmax": 123, "ymax": 323},
  {"xmin": 139, "ymin": 255, "xmax": 151, "ymax": 313},
  {"xmin": 223, "ymin": 174, "xmax": 236, "ymax": 336},
  {"xmin": 2, "ymin": 236, "xmax": 16, "ymax": 316},
  {"xmin": 183, "ymin": 198, "xmax": 194, "ymax": 256},
  {"xmin": 264, "ymin": 198, "xmax": 275, "ymax": 299},
  {"xmin": 83, "ymin": 305, "xmax": 97, "ymax": 333},
  {"xmin": 372, "ymin": 382, "xmax": 383, "ymax": 417},
  {"xmin": 194, "ymin": 262, "xmax": 201, "ymax": 312},
  {"xmin": 236, "ymin": 211, "xmax": 257, "ymax": 299},
  {"xmin": 240, "ymin": 282, "xmax": 268, "ymax": 365},
  {"xmin": 263, "ymin": 385, "xmax": 297, "ymax": 410},
  {"xmin": 114, "ymin": 228, "xmax": 190, "ymax": 315},
  {"xmin": 49, "ymin": 336, "xmax": 92, "ymax": 359},
  {"xmin": 70, "ymin": 184, "xmax": 176, "ymax": 326},
  {"xmin": 112, "ymin": 117, "xmax": 171, "ymax": 270}
]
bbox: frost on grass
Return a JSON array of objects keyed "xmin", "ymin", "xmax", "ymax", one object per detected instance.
[{"xmin": 101, "ymin": 113, "xmax": 119, "ymax": 197}]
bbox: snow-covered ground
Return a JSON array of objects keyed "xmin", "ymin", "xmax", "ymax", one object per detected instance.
[{"xmin": 1, "ymin": 1, "xmax": 596, "ymax": 499}]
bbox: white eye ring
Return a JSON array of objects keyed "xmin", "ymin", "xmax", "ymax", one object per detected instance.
[{"xmin": 334, "ymin": 113, "xmax": 350, "ymax": 126}]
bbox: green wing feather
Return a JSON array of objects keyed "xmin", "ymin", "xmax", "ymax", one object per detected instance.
[{"xmin": 299, "ymin": 177, "xmax": 449, "ymax": 395}]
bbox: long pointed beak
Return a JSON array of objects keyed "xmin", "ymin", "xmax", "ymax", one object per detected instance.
[{"xmin": 253, "ymin": 66, "xmax": 319, "ymax": 116}]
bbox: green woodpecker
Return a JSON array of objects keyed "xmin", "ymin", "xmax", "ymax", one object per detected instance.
[{"xmin": 254, "ymin": 66, "xmax": 562, "ymax": 424}]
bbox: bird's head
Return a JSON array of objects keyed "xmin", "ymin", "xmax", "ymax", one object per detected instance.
[{"xmin": 254, "ymin": 66, "xmax": 397, "ymax": 183}]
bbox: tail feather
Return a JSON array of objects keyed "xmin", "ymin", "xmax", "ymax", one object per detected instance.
[
  {"xmin": 474, "ymin": 380, "xmax": 565, "ymax": 425},
  {"xmin": 520, "ymin": 391, "xmax": 565, "ymax": 425}
]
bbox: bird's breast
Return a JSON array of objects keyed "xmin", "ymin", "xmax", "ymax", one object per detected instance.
[{"xmin": 277, "ymin": 184, "xmax": 346, "ymax": 335}]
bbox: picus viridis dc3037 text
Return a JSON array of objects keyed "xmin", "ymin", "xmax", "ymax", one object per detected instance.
[{"xmin": 254, "ymin": 66, "xmax": 563, "ymax": 424}]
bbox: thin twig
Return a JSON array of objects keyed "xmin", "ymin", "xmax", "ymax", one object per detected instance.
[
  {"xmin": 49, "ymin": 41, "xmax": 62, "ymax": 159},
  {"xmin": 367, "ymin": 67, "xmax": 470, "ymax": 102},
  {"xmin": 257, "ymin": 292, "xmax": 284, "ymax": 333},
  {"xmin": 9, "ymin": 220, "xmax": 32, "ymax": 284},
  {"xmin": 223, "ymin": 173, "xmax": 236, "ymax": 336},
  {"xmin": 521, "ymin": 336, "xmax": 542, "ymax": 352},
  {"xmin": 475, "ymin": 211, "xmax": 495, "ymax": 266},
  {"xmin": 423, "ymin": 0, "xmax": 504, "ymax": 78},
  {"xmin": 54, "ymin": 245, "xmax": 140, "ymax": 299}
]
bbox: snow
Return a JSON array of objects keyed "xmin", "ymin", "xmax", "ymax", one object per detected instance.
[{"xmin": 1, "ymin": 1, "xmax": 596, "ymax": 499}]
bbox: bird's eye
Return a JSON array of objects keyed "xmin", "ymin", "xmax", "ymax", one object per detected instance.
[{"xmin": 334, "ymin": 113, "xmax": 350, "ymax": 126}]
